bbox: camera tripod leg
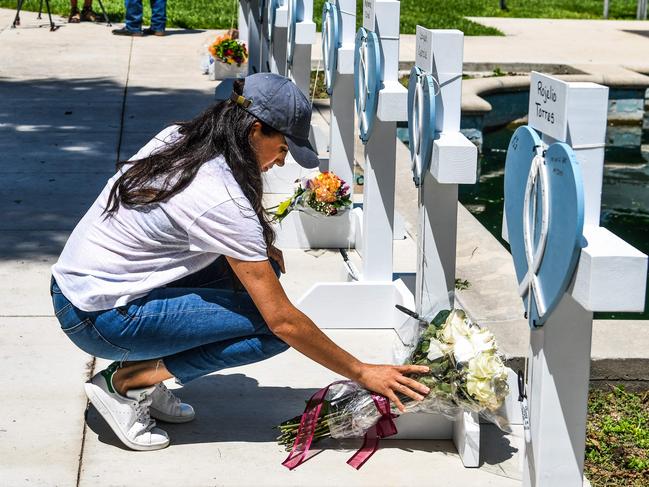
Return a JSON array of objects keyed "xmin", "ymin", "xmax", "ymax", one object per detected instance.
[
  {"xmin": 43, "ymin": 0, "xmax": 57, "ymax": 31},
  {"xmin": 12, "ymin": 0, "xmax": 25, "ymax": 27},
  {"xmin": 96, "ymin": 0, "xmax": 112, "ymax": 26},
  {"xmin": 38, "ymin": 0, "xmax": 43, "ymax": 19}
]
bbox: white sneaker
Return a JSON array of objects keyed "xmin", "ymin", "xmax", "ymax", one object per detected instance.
[
  {"xmin": 150, "ymin": 382, "xmax": 195, "ymax": 423},
  {"xmin": 84, "ymin": 364, "xmax": 170, "ymax": 451}
]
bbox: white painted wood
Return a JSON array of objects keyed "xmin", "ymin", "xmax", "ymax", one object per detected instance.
[
  {"xmin": 453, "ymin": 412, "xmax": 481, "ymax": 467},
  {"xmin": 408, "ymin": 28, "xmax": 481, "ymax": 463},
  {"xmin": 524, "ymin": 294, "xmax": 594, "ymax": 487},
  {"xmin": 336, "ymin": 46, "xmax": 355, "ymax": 75},
  {"xmin": 309, "ymin": 120, "xmax": 330, "ymax": 159},
  {"xmin": 321, "ymin": 0, "xmax": 356, "ymax": 197},
  {"xmin": 290, "ymin": 42, "xmax": 312, "ymax": 97},
  {"xmin": 324, "ymin": 73, "xmax": 355, "ymax": 194},
  {"xmin": 376, "ymin": 81, "xmax": 408, "ymax": 122},
  {"xmin": 297, "ymin": 279, "xmax": 415, "ymax": 330},
  {"xmin": 272, "ymin": 2, "xmax": 289, "ymax": 75},
  {"xmin": 274, "ymin": 0, "xmax": 288, "ymax": 27},
  {"xmin": 360, "ymin": 0, "xmax": 401, "ymax": 281},
  {"xmin": 416, "ymin": 176, "xmax": 457, "ymax": 318},
  {"xmin": 293, "ymin": 18, "xmax": 316, "ymax": 44},
  {"xmin": 287, "ymin": 0, "xmax": 315, "ymax": 98},
  {"xmin": 425, "ymin": 29, "xmax": 464, "ymax": 133},
  {"xmin": 262, "ymin": 156, "xmax": 311, "ymax": 193},
  {"xmin": 392, "ymin": 413, "xmax": 454, "ymax": 439},
  {"xmin": 238, "ymin": 1, "xmax": 249, "ymax": 49},
  {"xmin": 362, "ymin": 120, "xmax": 397, "ymax": 281},
  {"xmin": 520, "ymin": 76, "xmax": 648, "ymax": 487},
  {"xmin": 374, "ymin": 1, "xmax": 399, "ymax": 83},
  {"xmin": 246, "ymin": 0, "xmax": 263, "ymax": 74},
  {"xmin": 273, "ymin": 209, "xmax": 356, "ymax": 249},
  {"xmin": 571, "ymin": 226, "xmax": 648, "ymax": 311},
  {"xmin": 430, "ymin": 132, "xmax": 477, "ymax": 184},
  {"xmin": 564, "ymin": 82, "xmax": 609, "ymax": 227}
]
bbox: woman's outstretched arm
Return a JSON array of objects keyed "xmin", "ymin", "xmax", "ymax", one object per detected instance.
[{"xmin": 227, "ymin": 256, "xmax": 430, "ymax": 411}]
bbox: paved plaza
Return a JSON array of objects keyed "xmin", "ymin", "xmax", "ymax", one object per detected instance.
[{"xmin": 1, "ymin": 8, "xmax": 648, "ymax": 486}]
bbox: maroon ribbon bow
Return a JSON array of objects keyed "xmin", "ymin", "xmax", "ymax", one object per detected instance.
[{"xmin": 282, "ymin": 381, "xmax": 398, "ymax": 470}]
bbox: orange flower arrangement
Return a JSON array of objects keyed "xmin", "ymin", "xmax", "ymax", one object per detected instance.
[
  {"xmin": 271, "ymin": 171, "xmax": 352, "ymax": 222},
  {"xmin": 311, "ymin": 172, "xmax": 342, "ymax": 203},
  {"xmin": 208, "ymin": 32, "xmax": 248, "ymax": 67}
]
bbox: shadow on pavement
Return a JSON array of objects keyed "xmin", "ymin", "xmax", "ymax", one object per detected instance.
[
  {"xmin": 85, "ymin": 372, "xmax": 475, "ymax": 459},
  {"xmin": 0, "ymin": 76, "xmax": 215, "ymax": 260}
]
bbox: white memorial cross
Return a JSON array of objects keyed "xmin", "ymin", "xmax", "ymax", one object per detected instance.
[
  {"xmin": 261, "ymin": 0, "xmax": 320, "ymax": 195},
  {"xmin": 408, "ymin": 26, "xmax": 480, "ymax": 467},
  {"xmin": 273, "ymin": 0, "xmax": 316, "ymax": 97},
  {"xmin": 269, "ymin": 0, "xmax": 357, "ymax": 249},
  {"xmin": 238, "ymin": 0, "xmax": 263, "ymax": 75},
  {"xmin": 296, "ymin": 0, "xmax": 414, "ymax": 336},
  {"xmin": 510, "ymin": 72, "xmax": 648, "ymax": 486},
  {"xmin": 261, "ymin": 0, "xmax": 280, "ymax": 73},
  {"xmin": 320, "ymin": 0, "xmax": 356, "ymax": 194},
  {"xmin": 357, "ymin": 0, "xmax": 407, "ymax": 281}
]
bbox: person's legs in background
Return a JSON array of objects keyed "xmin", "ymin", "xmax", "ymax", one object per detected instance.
[
  {"xmin": 125, "ymin": 0, "xmax": 144, "ymax": 32},
  {"xmin": 147, "ymin": 0, "xmax": 167, "ymax": 35},
  {"xmin": 68, "ymin": 0, "xmax": 81, "ymax": 22},
  {"xmin": 113, "ymin": 0, "xmax": 144, "ymax": 35},
  {"xmin": 80, "ymin": 0, "xmax": 99, "ymax": 22}
]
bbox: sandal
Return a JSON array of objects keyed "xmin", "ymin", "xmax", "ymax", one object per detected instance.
[
  {"xmin": 80, "ymin": 6, "xmax": 98, "ymax": 22},
  {"xmin": 68, "ymin": 8, "xmax": 81, "ymax": 23}
]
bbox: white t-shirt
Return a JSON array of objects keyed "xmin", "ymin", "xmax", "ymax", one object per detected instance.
[{"xmin": 52, "ymin": 126, "xmax": 268, "ymax": 312}]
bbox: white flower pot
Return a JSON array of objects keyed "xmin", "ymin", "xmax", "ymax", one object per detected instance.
[
  {"xmin": 273, "ymin": 208, "xmax": 360, "ymax": 249},
  {"xmin": 208, "ymin": 58, "xmax": 248, "ymax": 81}
]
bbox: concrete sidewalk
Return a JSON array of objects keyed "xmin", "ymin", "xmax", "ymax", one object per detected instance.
[
  {"xmin": 0, "ymin": 10, "xmax": 523, "ymax": 487},
  {"xmin": 2, "ymin": 9, "xmax": 644, "ymax": 486}
]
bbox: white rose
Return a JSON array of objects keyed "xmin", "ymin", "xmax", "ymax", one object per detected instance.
[
  {"xmin": 466, "ymin": 376, "xmax": 496, "ymax": 406},
  {"xmin": 453, "ymin": 334, "xmax": 476, "ymax": 363},
  {"xmin": 426, "ymin": 339, "xmax": 448, "ymax": 362},
  {"xmin": 441, "ymin": 310, "xmax": 471, "ymax": 344},
  {"xmin": 468, "ymin": 353, "xmax": 506, "ymax": 381},
  {"xmin": 468, "ymin": 328, "xmax": 497, "ymax": 355}
]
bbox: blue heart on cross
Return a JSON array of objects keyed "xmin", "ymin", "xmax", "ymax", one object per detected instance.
[{"xmin": 504, "ymin": 126, "xmax": 585, "ymax": 327}]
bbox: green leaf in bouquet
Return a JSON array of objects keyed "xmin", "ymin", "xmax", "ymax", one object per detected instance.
[
  {"xmin": 273, "ymin": 198, "xmax": 293, "ymax": 222},
  {"xmin": 421, "ymin": 325, "xmax": 438, "ymax": 340},
  {"xmin": 438, "ymin": 382, "xmax": 453, "ymax": 395},
  {"xmin": 431, "ymin": 309, "xmax": 451, "ymax": 327},
  {"xmin": 429, "ymin": 359, "xmax": 450, "ymax": 378}
]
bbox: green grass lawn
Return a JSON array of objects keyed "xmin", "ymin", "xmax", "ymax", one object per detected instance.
[
  {"xmin": 2, "ymin": 0, "xmax": 643, "ymax": 35},
  {"xmin": 586, "ymin": 386, "xmax": 649, "ymax": 486}
]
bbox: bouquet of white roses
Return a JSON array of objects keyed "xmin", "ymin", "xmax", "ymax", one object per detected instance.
[
  {"xmin": 271, "ymin": 171, "xmax": 352, "ymax": 222},
  {"xmin": 277, "ymin": 309, "xmax": 510, "ymax": 450}
]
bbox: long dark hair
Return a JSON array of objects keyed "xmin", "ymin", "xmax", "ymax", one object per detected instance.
[{"xmin": 105, "ymin": 79, "xmax": 276, "ymax": 250}]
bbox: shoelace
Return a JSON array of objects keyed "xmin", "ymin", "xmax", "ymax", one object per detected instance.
[
  {"xmin": 132, "ymin": 394, "xmax": 157, "ymax": 436},
  {"xmin": 158, "ymin": 383, "xmax": 181, "ymax": 406}
]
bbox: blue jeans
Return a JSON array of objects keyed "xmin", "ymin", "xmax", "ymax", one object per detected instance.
[
  {"xmin": 125, "ymin": 0, "xmax": 166, "ymax": 33},
  {"xmin": 51, "ymin": 257, "xmax": 289, "ymax": 384}
]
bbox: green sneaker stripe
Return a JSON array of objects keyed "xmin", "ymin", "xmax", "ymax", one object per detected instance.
[{"xmin": 101, "ymin": 367, "xmax": 116, "ymax": 394}]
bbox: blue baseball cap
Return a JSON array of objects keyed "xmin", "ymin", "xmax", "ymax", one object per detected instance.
[{"xmin": 229, "ymin": 73, "xmax": 320, "ymax": 169}]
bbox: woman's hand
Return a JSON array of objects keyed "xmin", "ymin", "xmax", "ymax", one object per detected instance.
[
  {"xmin": 268, "ymin": 245, "xmax": 285, "ymax": 274},
  {"xmin": 356, "ymin": 364, "xmax": 431, "ymax": 412}
]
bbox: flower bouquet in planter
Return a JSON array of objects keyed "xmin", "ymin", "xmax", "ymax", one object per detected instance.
[
  {"xmin": 277, "ymin": 309, "xmax": 511, "ymax": 470},
  {"xmin": 208, "ymin": 32, "xmax": 248, "ymax": 80},
  {"xmin": 271, "ymin": 171, "xmax": 352, "ymax": 222}
]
